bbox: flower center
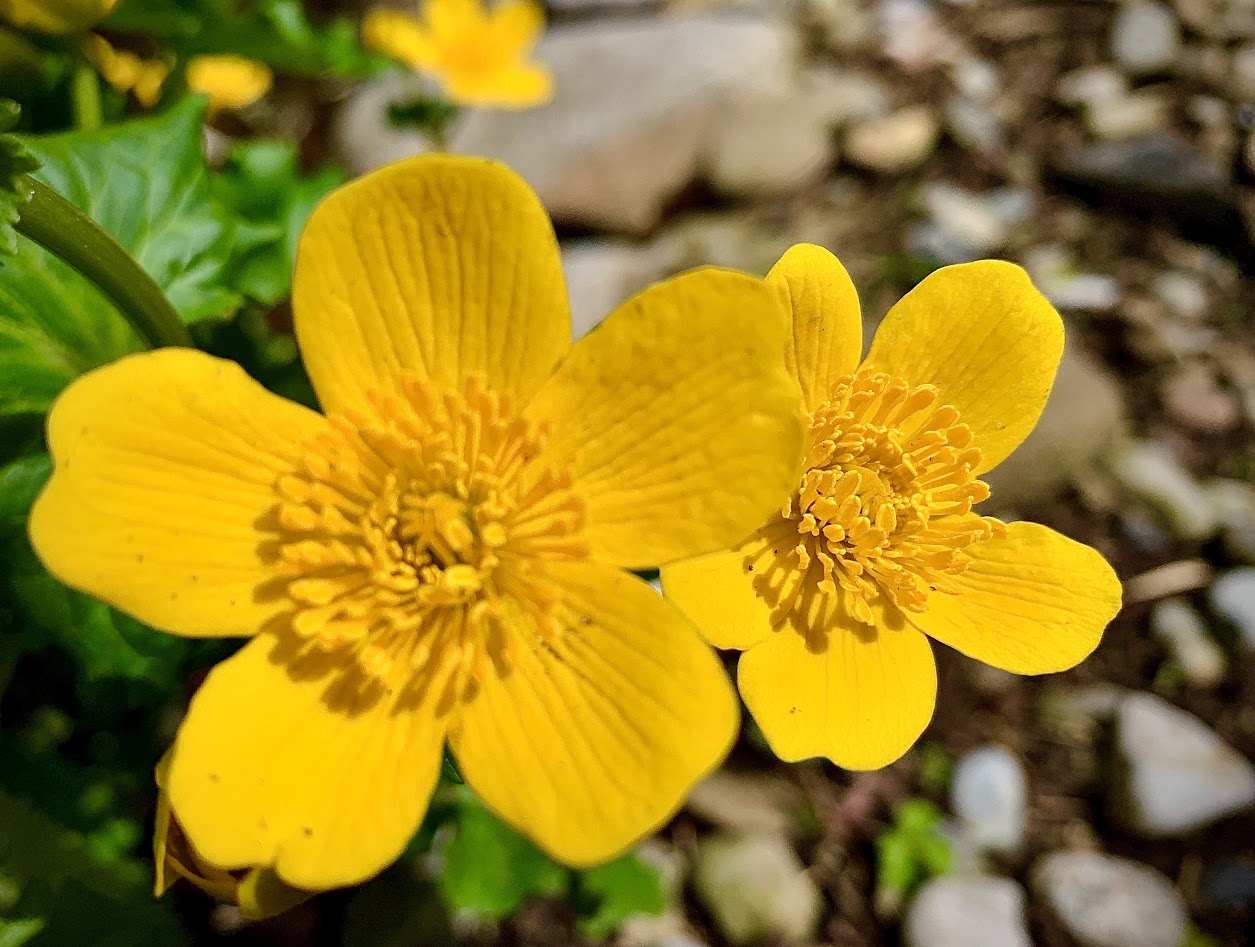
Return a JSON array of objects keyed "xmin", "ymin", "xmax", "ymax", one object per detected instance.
[
  {"xmin": 745, "ymin": 370, "xmax": 1004, "ymax": 637},
  {"xmin": 270, "ymin": 374, "xmax": 586, "ymax": 696}
]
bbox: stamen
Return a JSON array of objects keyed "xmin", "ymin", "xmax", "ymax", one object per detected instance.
[
  {"xmin": 270, "ymin": 373, "xmax": 588, "ymax": 692},
  {"xmin": 746, "ymin": 370, "xmax": 1004, "ymax": 636}
]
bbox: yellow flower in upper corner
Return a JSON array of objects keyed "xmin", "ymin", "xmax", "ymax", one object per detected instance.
[
  {"xmin": 363, "ymin": 0, "xmax": 552, "ymax": 109},
  {"xmin": 30, "ymin": 156, "xmax": 806, "ymax": 892},
  {"xmin": 153, "ymin": 755, "xmax": 311, "ymax": 920},
  {"xmin": 0, "ymin": 0, "xmax": 116, "ymax": 34},
  {"xmin": 185, "ymin": 54, "xmax": 273, "ymax": 113},
  {"xmin": 663, "ymin": 243, "xmax": 1123, "ymax": 771},
  {"xmin": 85, "ymin": 35, "xmax": 169, "ymax": 108}
]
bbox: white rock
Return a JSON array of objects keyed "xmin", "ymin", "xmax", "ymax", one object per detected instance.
[
  {"xmin": 1232, "ymin": 42, "xmax": 1255, "ymax": 99},
  {"xmin": 919, "ymin": 183, "xmax": 1032, "ymax": 259},
  {"xmin": 950, "ymin": 56, "xmax": 1000, "ymax": 101},
  {"xmin": 1209, "ymin": 567, "xmax": 1255, "ymax": 649},
  {"xmin": 687, "ymin": 771, "xmax": 801, "ymax": 837},
  {"xmin": 1032, "ymin": 851, "xmax": 1187, "ymax": 947},
  {"xmin": 1111, "ymin": 2, "xmax": 1181, "ymax": 75},
  {"xmin": 945, "ymin": 96, "xmax": 1003, "ymax": 153},
  {"xmin": 693, "ymin": 833, "xmax": 821, "ymax": 945},
  {"xmin": 1152, "ymin": 270, "xmax": 1209, "ymax": 320},
  {"xmin": 703, "ymin": 85, "xmax": 836, "ymax": 196},
  {"xmin": 338, "ymin": 15, "xmax": 797, "ymax": 234},
  {"xmin": 951, "ymin": 746, "xmax": 1027, "ymax": 855},
  {"xmin": 803, "ymin": 68, "xmax": 892, "ymax": 125},
  {"xmin": 1024, "ymin": 246, "xmax": 1122, "ymax": 313},
  {"xmin": 1116, "ymin": 691, "xmax": 1255, "ymax": 835},
  {"xmin": 1111, "ymin": 441, "xmax": 1219, "ymax": 540},
  {"xmin": 905, "ymin": 876, "xmax": 1031, "ymax": 947},
  {"xmin": 1208, "ymin": 482, "xmax": 1255, "ymax": 564},
  {"xmin": 1056, "ymin": 66, "xmax": 1129, "ymax": 107},
  {"xmin": 845, "ymin": 106, "xmax": 939, "ymax": 173},
  {"xmin": 880, "ymin": 0, "xmax": 950, "ymax": 71},
  {"xmin": 1085, "ymin": 91, "xmax": 1170, "ymax": 140},
  {"xmin": 1149, "ymin": 597, "xmax": 1226, "ymax": 687}
]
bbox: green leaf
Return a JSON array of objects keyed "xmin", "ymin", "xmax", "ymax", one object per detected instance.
[
  {"xmin": 213, "ymin": 138, "xmax": 345, "ymax": 305},
  {"xmin": 0, "ymin": 454, "xmax": 49, "ymax": 527},
  {"xmin": 0, "ymin": 790, "xmax": 186, "ymax": 946},
  {"xmin": 438, "ymin": 791, "xmax": 568, "ymax": 920},
  {"xmin": 0, "ymin": 100, "xmax": 37, "ymax": 257},
  {"xmin": 573, "ymin": 855, "xmax": 667, "ymax": 940},
  {"xmin": 0, "ymin": 98, "xmax": 242, "ymax": 418},
  {"xmin": 873, "ymin": 798, "xmax": 951, "ymax": 913},
  {"xmin": 0, "ymin": 918, "xmax": 45, "ymax": 947}
]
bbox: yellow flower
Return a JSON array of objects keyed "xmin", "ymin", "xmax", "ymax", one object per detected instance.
[
  {"xmin": 363, "ymin": 0, "xmax": 552, "ymax": 109},
  {"xmin": 185, "ymin": 54, "xmax": 273, "ymax": 113},
  {"xmin": 663, "ymin": 244, "xmax": 1123, "ymax": 770},
  {"xmin": 0, "ymin": 0, "xmax": 116, "ymax": 34},
  {"xmin": 30, "ymin": 156, "xmax": 805, "ymax": 890},
  {"xmin": 153, "ymin": 755, "xmax": 311, "ymax": 919},
  {"xmin": 85, "ymin": 34, "xmax": 169, "ymax": 108}
]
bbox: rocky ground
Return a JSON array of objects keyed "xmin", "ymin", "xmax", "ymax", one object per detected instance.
[{"xmin": 243, "ymin": 0, "xmax": 1255, "ymax": 944}]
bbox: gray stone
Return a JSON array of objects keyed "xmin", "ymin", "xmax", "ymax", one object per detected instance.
[
  {"xmin": 844, "ymin": 106, "xmax": 939, "ymax": 174},
  {"xmin": 1032, "ymin": 851, "xmax": 1187, "ymax": 947},
  {"xmin": 950, "ymin": 746, "xmax": 1027, "ymax": 855},
  {"xmin": 1209, "ymin": 567, "xmax": 1255, "ymax": 649},
  {"xmin": 561, "ymin": 240, "xmax": 668, "ymax": 339},
  {"xmin": 802, "ymin": 68, "xmax": 891, "ymax": 125},
  {"xmin": 905, "ymin": 876, "xmax": 1031, "ymax": 947},
  {"xmin": 693, "ymin": 833, "xmax": 821, "ymax": 945},
  {"xmin": 1056, "ymin": 66, "xmax": 1129, "ymax": 107},
  {"xmin": 1116, "ymin": 692, "xmax": 1255, "ymax": 835},
  {"xmin": 1152, "ymin": 270, "xmax": 1209, "ymax": 321},
  {"xmin": 1208, "ymin": 481, "xmax": 1255, "ymax": 564},
  {"xmin": 1111, "ymin": 3, "xmax": 1181, "ymax": 75},
  {"xmin": 1149, "ymin": 597, "xmax": 1226, "ymax": 687},
  {"xmin": 944, "ymin": 95, "xmax": 1004, "ymax": 154},
  {"xmin": 984, "ymin": 344, "xmax": 1125, "ymax": 510},
  {"xmin": 687, "ymin": 771, "xmax": 802, "ymax": 837},
  {"xmin": 337, "ymin": 15, "xmax": 797, "ymax": 234},
  {"xmin": 1023, "ymin": 246, "xmax": 1122, "ymax": 313},
  {"xmin": 1085, "ymin": 91, "xmax": 1170, "ymax": 140},
  {"xmin": 1111, "ymin": 441, "xmax": 1218, "ymax": 540},
  {"xmin": 1161, "ymin": 363, "xmax": 1241, "ymax": 433}
]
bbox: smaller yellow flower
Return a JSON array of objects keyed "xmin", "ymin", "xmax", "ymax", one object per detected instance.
[
  {"xmin": 85, "ymin": 34, "xmax": 169, "ymax": 108},
  {"xmin": 186, "ymin": 54, "xmax": 273, "ymax": 113},
  {"xmin": 363, "ymin": 0, "xmax": 552, "ymax": 109},
  {"xmin": 0, "ymin": 0, "xmax": 116, "ymax": 34},
  {"xmin": 664, "ymin": 244, "xmax": 1123, "ymax": 771},
  {"xmin": 154, "ymin": 755, "xmax": 312, "ymax": 920}
]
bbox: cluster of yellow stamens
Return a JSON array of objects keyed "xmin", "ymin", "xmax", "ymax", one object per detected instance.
[
  {"xmin": 746, "ymin": 370, "xmax": 1004, "ymax": 637},
  {"xmin": 269, "ymin": 375, "xmax": 586, "ymax": 697}
]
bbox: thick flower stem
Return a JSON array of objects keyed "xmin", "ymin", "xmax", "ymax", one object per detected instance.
[
  {"xmin": 15, "ymin": 176, "xmax": 191, "ymax": 347},
  {"xmin": 70, "ymin": 63, "xmax": 102, "ymax": 131}
]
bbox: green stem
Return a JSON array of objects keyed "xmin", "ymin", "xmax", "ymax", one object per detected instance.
[
  {"xmin": 70, "ymin": 63, "xmax": 102, "ymax": 132},
  {"xmin": 16, "ymin": 177, "xmax": 191, "ymax": 347}
]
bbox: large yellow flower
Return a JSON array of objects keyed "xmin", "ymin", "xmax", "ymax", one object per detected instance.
[
  {"xmin": 185, "ymin": 54, "xmax": 273, "ymax": 113},
  {"xmin": 29, "ymin": 156, "xmax": 806, "ymax": 889},
  {"xmin": 363, "ymin": 0, "xmax": 552, "ymax": 109},
  {"xmin": 663, "ymin": 244, "xmax": 1122, "ymax": 770}
]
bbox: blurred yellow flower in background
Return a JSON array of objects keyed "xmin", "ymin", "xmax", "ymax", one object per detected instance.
[
  {"xmin": 30, "ymin": 155, "xmax": 805, "ymax": 890},
  {"xmin": 363, "ymin": 0, "xmax": 552, "ymax": 108},
  {"xmin": 664, "ymin": 243, "xmax": 1123, "ymax": 771},
  {"xmin": 0, "ymin": 0, "xmax": 116, "ymax": 34},
  {"xmin": 85, "ymin": 34, "xmax": 168, "ymax": 108},
  {"xmin": 186, "ymin": 54, "xmax": 273, "ymax": 113},
  {"xmin": 154, "ymin": 755, "xmax": 311, "ymax": 920}
]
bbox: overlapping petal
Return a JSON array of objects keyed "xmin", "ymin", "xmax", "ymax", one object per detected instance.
[
  {"xmin": 29, "ymin": 349, "xmax": 325, "ymax": 637},
  {"xmin": 660, "ymin": 545, "xmax": 774, "ymax": 651},
  {"xmin": 737, "ymin": 608, "xmax": 937, "ymax": 770},
  {"xmin": 861, "ymin": 261, "xmax": 1063, "ymax": 473},
  {"xmin": 449, "ymin": 561, "xmax": 738, "ymax": 865},
  {"xmin": 168, "ymin": 635, "xmax": 450, "ymax": 889},
  {"xmin": 909, "ymin": 521, "xmax": 1121, "ymax": 674},
  {"xmin": 292, "ymin": 155, "xmax": 569, "ymax": 416},
  {"xmin": 767, "ymin": 243, "xmax": 862, "ymax": 413},
  {"xmin": 524, "ymin": 267, "xmax": 805, "ymax": 569}
]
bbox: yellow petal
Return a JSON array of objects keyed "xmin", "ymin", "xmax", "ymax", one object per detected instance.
[
  {"xmin": 168, "ymin": 634, "xmax": 449, "ymax": 889},
  {"xmin": 660, "ymin": 545, "xmax": 774, "ymax": 651},
  {"xmin": 767, "ymin": 243, "xmax": 862, "ymax": 413},
  {"xmin": 361, "ymin": 8, "xmax": 436, "ymax": 69},
  {"xmin": 236, "ymin": 868, "xmax": 314, "ymax": 921},
  {"xmin": 293, "ymin": 155, "xmax": 570, "ymax": 416},
  {"xmin": 186, "ymin": 54, "xmax": 272, "ymax": 112},
  {"xmin": 909, "ymin": 521, "xmax": 1121, "ymax": 674},
  {"xmin": 449, "ymin": 561, "xmax": 738, "ymax": 865},
  {"xmin": 524, "ymin": 267, "xmax": 805, "ymax": 570},
  {"xmin": 443, "ymin": 61, "xmax": 553, "ymax": 109},
  {"xmin": 487, "ymin": 0, "xmax": 545, "ymax": 54},
  {"xmin": 1, "ymin": 0, "xmax": 117, "ymax": 34},
  {"xmin": 861, "ymin": 261, "xmax": 1063, "ymax": 473},
  {"xmin": 738, "ymin": 610, "xmax": 937, "ymax": 769},
  {"xmin": 29, "ymin": 349, "xmax": 325, "ymax": 637},
  {"xmin": 423, "ymin": 0, "xmax": 484, "ymax": 38}
]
